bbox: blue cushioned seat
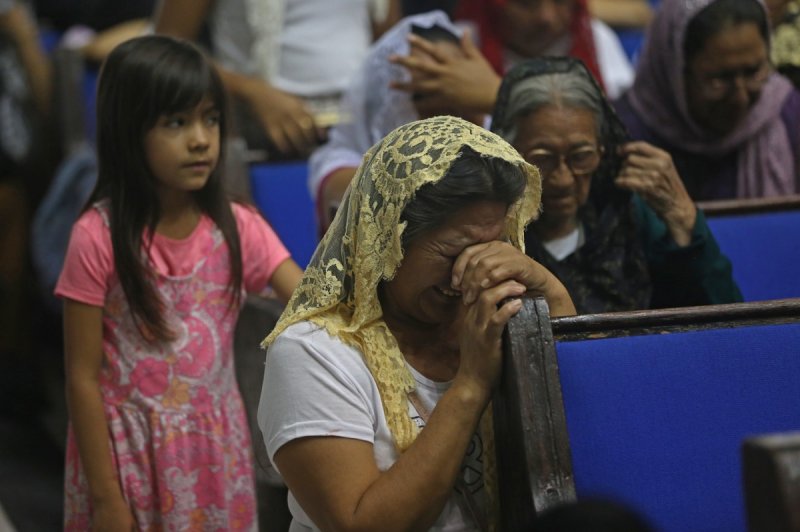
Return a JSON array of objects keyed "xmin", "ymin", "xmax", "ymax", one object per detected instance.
[{"xmin": 557, "ymin": 323, "xmax": 800, "ymax": 531}]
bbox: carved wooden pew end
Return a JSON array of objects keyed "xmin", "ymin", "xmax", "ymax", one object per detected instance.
[{"xmin": 742, "ymin": 432, "xmax": 800, "ymax": 532}]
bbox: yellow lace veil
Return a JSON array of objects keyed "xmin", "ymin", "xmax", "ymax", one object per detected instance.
[{"xmin": 262, "ymin": 116, "xmax": 541, "ymax": 516}]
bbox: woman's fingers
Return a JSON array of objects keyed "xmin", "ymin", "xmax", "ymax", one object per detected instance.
[
  {"xmin": 407, "ymin": 33, "xmax": 453, "ymax": 64},
  {"xmin": 452, "ymin": 241, "xmax": 551, "ymax": 305},
  {"xmin": 388, "ymin": 52, "xmax": 446, "ymax": 76}
]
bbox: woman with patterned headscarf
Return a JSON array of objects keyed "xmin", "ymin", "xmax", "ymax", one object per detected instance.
[
  {"xmin": 492, "ymin": 57, "xmax": 742, "ymax": 313},
  {"xmin": 257, "ymin": 115, "xmax": 575, "ymax": 531},
  {"xmin": 616, "ymin": 0, "xmax": 800, "ymax": 200}
]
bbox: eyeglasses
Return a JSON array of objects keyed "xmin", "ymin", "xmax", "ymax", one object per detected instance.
[
  {"xmin": 691, "ymin": 62, "xmax": 772, "ymax": 99},
  {"xmin": 523, "ymin": 146, "xmax": 601, "ymax": 176}
]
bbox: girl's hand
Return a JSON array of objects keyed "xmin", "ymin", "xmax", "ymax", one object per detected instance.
[
  {"xmin": 243, "ymin": 79, "xmax": 324, "ymax": 156},
  {"xmin": 388, "ymin": 30, "xmax": 501, "ymax": 114},
  {"xmin": 91, "ymin": 494, "xmax": 135, "ymax": 532},
  {"xmin": 451, "ymin": 241, "xmax": 576, "ymax": 317},
  {"xmin": 616, "ymin": 142, "xmax": 697, "ymax": 246}
]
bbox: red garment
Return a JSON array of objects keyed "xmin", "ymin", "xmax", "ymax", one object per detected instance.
[{"xmin": 456, "ymin": 0, "xmax": 605, "ymax": 90}]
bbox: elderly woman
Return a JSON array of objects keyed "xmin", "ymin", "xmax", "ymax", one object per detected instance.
[
  {"xmin": 616, "ymin": 0, "xmax": 800, "ymax": 200},
  {"xmin": 492, "ymin": 57, "xmax": 743, "ymax": 313},
  {"xmin": 258, "ymin": 116, "xmax": 575, "ymax": 531},
  {"xmin": 308, "ymin": 10, "xmax": 484, "ymax": 233}
]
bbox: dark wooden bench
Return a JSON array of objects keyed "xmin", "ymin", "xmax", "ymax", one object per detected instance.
[
  {"xmin": 742, "ymin": 430, "xmax": 800, "ymax": 532},
  {"xmin": 494, "ymin": 297, "xmax": 800, "ymax": 531},
  {"xmin": 233, "ymin": 296, "xmax": 292, "ymax": 532}
]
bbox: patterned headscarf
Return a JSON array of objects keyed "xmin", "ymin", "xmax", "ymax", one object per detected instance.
[
  {"xmin": 492, "ymin": 57, "xmax": 652, "ymax": 313},
  {"xmin": 627, "ymin": 0, "xmax": 796, "ymax": 198}
]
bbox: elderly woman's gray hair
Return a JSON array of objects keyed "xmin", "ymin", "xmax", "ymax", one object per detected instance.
[{"xmin": 493, "ymin": 71, "xmax": 606, "ymax": 144}]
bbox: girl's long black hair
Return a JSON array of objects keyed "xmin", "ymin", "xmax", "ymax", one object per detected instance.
[{"xmin": 86, "ymin": 35, "xmax": 242, "ymax": 342}]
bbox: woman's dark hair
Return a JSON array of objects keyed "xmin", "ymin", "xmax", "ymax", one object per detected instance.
[
  {"xmin": 87, "ymin": 35, "xmax": 242, "ymax": 342},
  {"xmin": 684, "ymin": 0, "xmax": 768, "ymax": 62},
  {"xmin": 400, "ymin": 145, "xmax": 527, "ymax": 247}
]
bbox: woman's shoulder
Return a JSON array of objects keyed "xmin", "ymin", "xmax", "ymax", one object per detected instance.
[
  {"xmin": 269, "ymin": 321, "xmax": 372, "ymax": 379},
  {"xmin": 272, "ymin": 321, "xmax": 356, "ymax": 356}
]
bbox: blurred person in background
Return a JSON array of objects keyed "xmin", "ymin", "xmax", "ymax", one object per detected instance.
[
  {"xmin": 155, "ymin": 0, "xmax": 402, "ymax": 159},
  {"xmin": 0, "ymin": 0, "xmax": 53, "ymax": 422},
  {"xmin": 616, "ymin": 0, "xmax": 800, "ymax": 200},
  {"xmin": 309, "ymin": 10, "xmax": 487, "ymax": 233}
]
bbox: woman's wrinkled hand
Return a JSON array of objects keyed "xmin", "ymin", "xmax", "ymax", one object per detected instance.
[
  {"xmin": 450, "ymin": 241, "xmax": 575, "ymax": 397},
  {"xmin": 451, "ymin": 241, "xmax": 576, "ymax": 317},
  {"xmin": 616, "ymin": 141, "xmax": 697, "ymax": 246},
  {"xmin": 454, "ymin": 276, "xmax": 526, "ymax": 399}
]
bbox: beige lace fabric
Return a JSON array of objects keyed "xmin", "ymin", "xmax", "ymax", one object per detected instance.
[{"xmin": 262, "ymin": 115, "xmax": 540, "ymax": 523}]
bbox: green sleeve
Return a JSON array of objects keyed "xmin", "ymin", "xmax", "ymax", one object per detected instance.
[{"xmin": 633, "ymin": 194, "xmax": 744, "ymax": 307}]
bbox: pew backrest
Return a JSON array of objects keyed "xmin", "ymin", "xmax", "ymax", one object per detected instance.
[
  {"xmin": 741, "ymin": 431, "xmax": 800, "ymax": 532},
  {"xmin": 249, "ymin": 161, "xmax": 317, "ymax": 269},
  {"xmin": 496, "ymin": 298, "xmax": 800, "ymax": 532},
  {"xmin": 699, "ymin": 196, "xmax": 800, "ymax": 302}
]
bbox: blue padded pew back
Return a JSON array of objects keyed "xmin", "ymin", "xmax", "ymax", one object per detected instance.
[
  {"xmin": 706, "ymin": 210, "xmax": 800, "ymax": 301},
  {"xmin": 556, "ymin": 322, "xmax": 800, "ymax": 532},
  {"xmin": 249, "ymin": 161, "xmax": 318, "ymax": 268}
]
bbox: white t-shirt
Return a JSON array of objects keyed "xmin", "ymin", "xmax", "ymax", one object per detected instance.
[
  {"xmin": 257, "ymin": 321, "xmax": 484, "ymax": 531},
  {"xmin": 210, "ymin": 0, "xmax": 372, "ymax": 96},
  {"xmin": 543, "ymin": 224, "xmax": 585, "ymax": 261}
]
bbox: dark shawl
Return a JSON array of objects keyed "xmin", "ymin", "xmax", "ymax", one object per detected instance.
[{"xmin": 491, "ymin": 57, "xmax": 651, "ymax": 314}]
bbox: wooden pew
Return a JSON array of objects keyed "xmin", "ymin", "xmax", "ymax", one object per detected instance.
[
  {"xmin": 742, "ymin": 431, "xmax": 800, "ymax": 532},
  {"xmin": 494, "ymin": 297, "xmax": 800, "ymax": 532},
  {"xmin": 493, "ymin": 297, "xmax": 575, "ymax": 531},
  {"xmin": 699, "ymin": 195, "xmax": 800, "ymax": 302}
]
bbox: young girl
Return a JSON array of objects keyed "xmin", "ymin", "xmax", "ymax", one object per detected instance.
[{"xmin": 56, "ymin": 35, "xmax": 303, "ymax": 531}]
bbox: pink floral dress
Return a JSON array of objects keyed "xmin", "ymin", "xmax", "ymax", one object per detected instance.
[{"xmin": 57, "ymin": 203, "xmax": 289, "ymax": 531}]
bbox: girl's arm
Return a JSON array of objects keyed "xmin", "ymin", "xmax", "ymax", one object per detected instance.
[
  {"xmin": 63, "ymin": 299, "xmax": 134, "ymax": 531},
  {"xmin": 268, "ymin": 258, "xmax": 304, "ymax": 304}
]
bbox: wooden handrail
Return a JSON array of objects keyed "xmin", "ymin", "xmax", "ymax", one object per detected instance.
[
  {"xmin": 698, "ymin": 195, "xmax": 800, "ymax": 216},
  {"xmin": 552, "ymin": 298, "xmax": 800, "ymax": 340}
]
